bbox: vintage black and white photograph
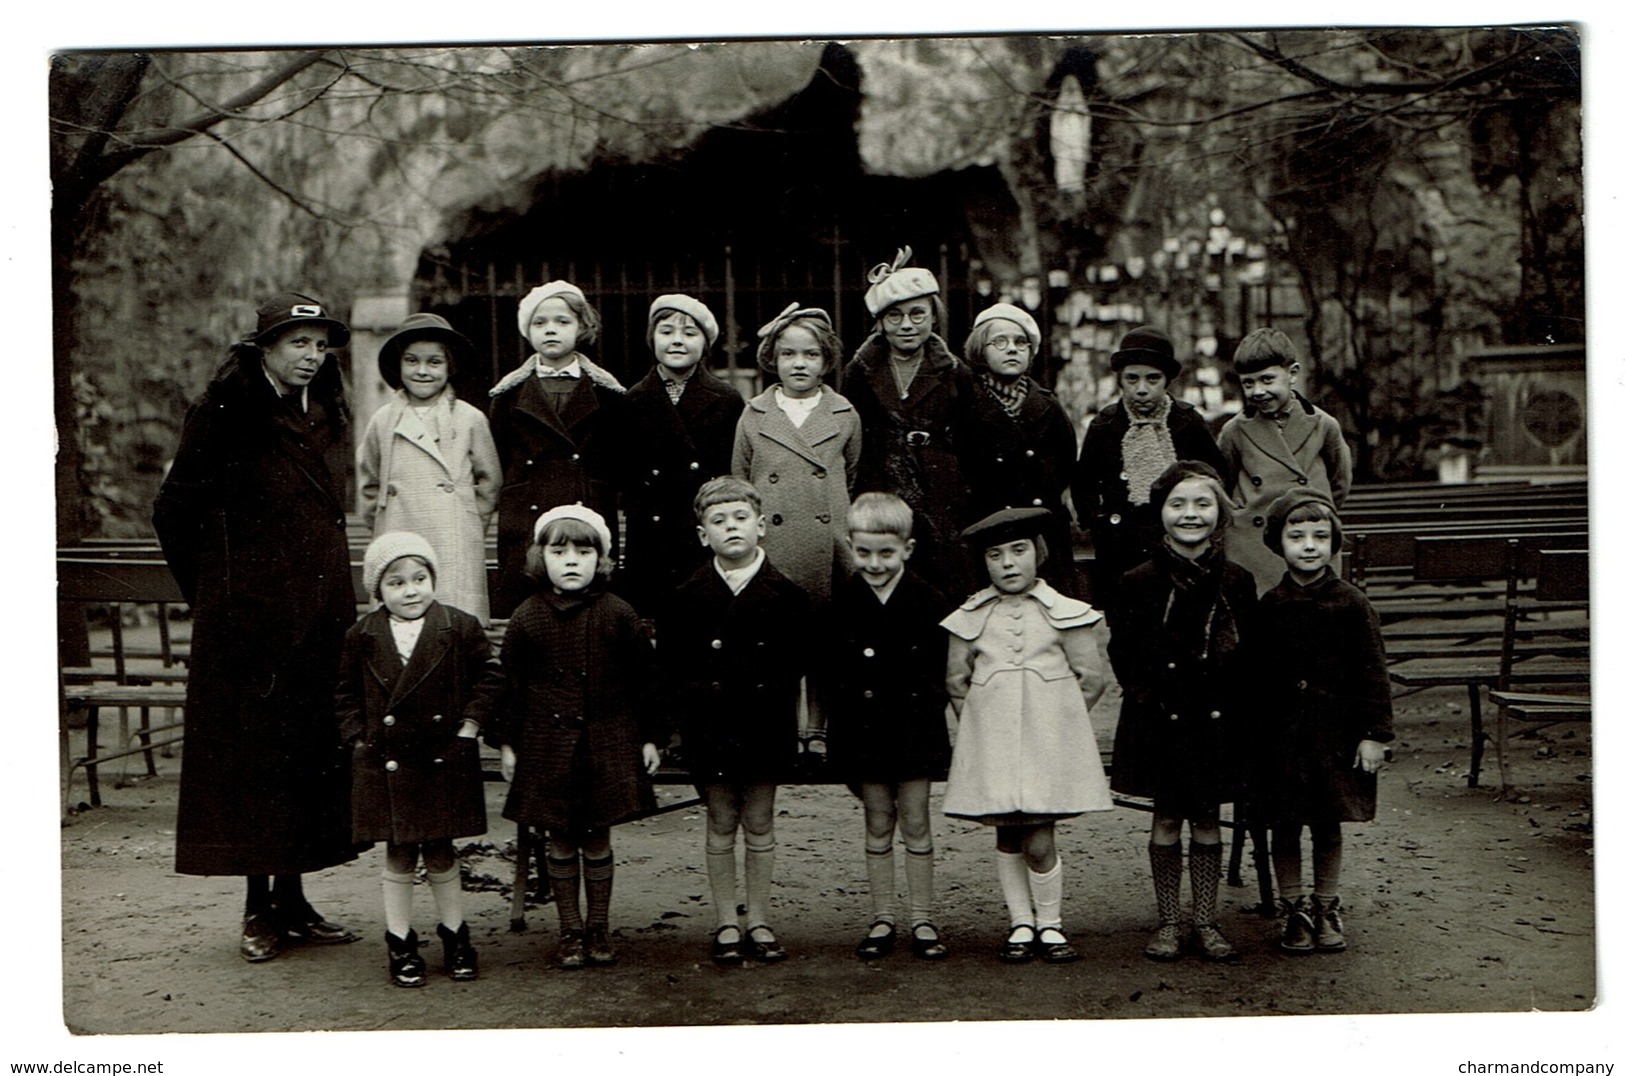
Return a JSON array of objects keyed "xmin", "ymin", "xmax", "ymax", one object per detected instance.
[{"xmin": 24, "ymin": 4, "xmax": 1617, "ymax": 1071}]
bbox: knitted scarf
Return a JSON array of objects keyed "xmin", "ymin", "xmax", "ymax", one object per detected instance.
[
  {"xmin": 1152, "ymin": 538, "xmax": 1239, "ymax": 664},
  {"xmin": 980, "ymin": 371, "xmax": 1029, "ymax": 417},
  {"xmin": 1121, "ymin": 395, "xmax": 1177, "ymax": 506}
]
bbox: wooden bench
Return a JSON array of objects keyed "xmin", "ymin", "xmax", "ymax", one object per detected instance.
[{"xmin": 60, "ymin": 681, "xmax": 189, "ymax": 812}]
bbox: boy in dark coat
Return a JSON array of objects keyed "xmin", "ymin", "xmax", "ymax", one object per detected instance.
[
  {"xmin": 1252, "ymin": 489, "xmax": 1392, "ymax": 954},
  {"xmin": 658, "ymin": 477, "xmax": 813, "ymax": 966},
  {"xmin": 613, "ymin": 294, "xmax": 745, "ymax": 620},
  {"xmin": 815, "ymin": 492, "xmax": 952, "ymax": 961},
  {"xmin": 336, "ymin": 532, "xmax": 502, "ymax": 985},
  {"xmin": 488, "ymin": 280, "xmax": 625, "ymax": 618}
]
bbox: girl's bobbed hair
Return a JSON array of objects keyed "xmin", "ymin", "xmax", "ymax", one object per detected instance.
[
  {"xmin": 756, "ymin": 303, "xmax": 842, "ymax": 374},
  {"xmin": 1147, "ymin": 460, "xmax": 1232, "ymax": 540},
  {"xmin": 518, "ymin": 281, "xmax": 601, "ymax": 348},
  {"xmin": 525, "ymin": 516, "xmax": 614, "ymax": 584}
]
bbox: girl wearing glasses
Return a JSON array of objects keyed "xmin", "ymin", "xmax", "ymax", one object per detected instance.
[
  {"xmin": 959, "ymin": 303, "xmax": 1081, "ymax": 597},
  {"xmin": 843, "ymin": 246, "xmax": 978, "ymax": 595}
]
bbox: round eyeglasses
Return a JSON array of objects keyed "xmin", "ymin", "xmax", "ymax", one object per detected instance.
[
  {"xmin": 882, "ymin": 307, "xmax": 932, "ymax": 327},
  {"xmin": 989, "ymin": 336, "xmax": 1032, "ymax": 352}
]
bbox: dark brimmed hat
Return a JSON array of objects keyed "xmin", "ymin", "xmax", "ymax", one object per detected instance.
[
  {"xmin": 377, "ymin": 312, "xmax": 471, "ymax": 388},
  {"xmin": 960, "ymin": 506, "xmax": 1052, "ymax": 550},
  {"xmin": 1263, "ymin": 488, "xmax": 1343, "ymax": 555},
  {"xmin": 252, "ymin": 291, "xmax": 349, "ymax": 349},
  {"xmin": 1110, "ymin": 326, "xmax": 1180, "ymax": 380}
]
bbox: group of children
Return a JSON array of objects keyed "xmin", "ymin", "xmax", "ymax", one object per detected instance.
[{"xmin": 336, "ymin": 250, "xmax": 1391, "ymax": 985}]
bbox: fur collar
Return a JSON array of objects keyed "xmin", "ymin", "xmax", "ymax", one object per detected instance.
[{"xmin": 489, "ymin": 353, "xmax": 626, "ymax": 398}]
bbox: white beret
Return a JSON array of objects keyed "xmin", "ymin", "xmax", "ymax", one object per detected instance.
[
  {"xmin": 648, "ymin": 294, "xmax": 719, "ymax": 348},
  {"xmin": 863, "ymin": 246, "xmax": 940, "ymax": 316},
  {"xmin": 533, "ymin": 503, "xmax": 614, "ymax": 555},
  {"xmin": 517, "ymin": 281, "xmax": 587, "ymax": 335},
  {"xmin": 362, "ymin": 531, "xmax": 438, "ymax": 599},
  {"xmin": 973, "ymin": 302, "xmax": 1041, "ymax": 353}
]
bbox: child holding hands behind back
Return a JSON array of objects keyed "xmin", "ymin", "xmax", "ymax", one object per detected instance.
[
  {"xmin": 941, "ymin": 507, "xmax": 1113, "ymax": 965},
  {"xmin": 1252, "ymin": 489, "xmax": 1392, "ymax": 954},
  {"xmin": 817, "ymin": 492, "xmax": 952, "ymax": 961},
  {"xmin": 337, "ymin": 532, "xmax": 502, "ymax": 987},
  {"xmin": 1107, "ymin": 461, "xmax": 1257, "ymax": 964},
  {"xmin": 659, "ymin": 476, "xmax": 812, "ymax": 967},
  {"xmin": 481, "ymin": 505, "xmax": 662, "ymax": 970}
]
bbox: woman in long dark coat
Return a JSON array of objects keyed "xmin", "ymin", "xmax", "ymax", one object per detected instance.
[
  {"xmin": 1071, "ymin": 326, "xmax": 1226, "ymax": 612},
  {"xmin": 842, "ymin": 247, "xmax": 978, "ymax": 596},
  {"xmin": 153, "ymin": 292, "xmax": 362, "ymax": 963}
]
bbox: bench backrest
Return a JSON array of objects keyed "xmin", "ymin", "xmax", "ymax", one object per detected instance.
[{"xmin": 1535, "ymin": 549, "xmax": 1590, "ymax": 602}]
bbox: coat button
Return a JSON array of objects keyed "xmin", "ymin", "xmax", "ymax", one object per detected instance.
[
  {"xmin": 863, "ymin": 647, "xmax": 875, "ymax": 657},
  {"xmin": 1253, "ymin": 516, "xmax": 1265, "ymax": 527},
  {"xmin": 652, "ymin": 468, "xmax": 660, "ymax": 477},
  {"xmin": 382, "ymin": 715, "xmax": 395, "ymax": 726},
  {"xmin": 814, "ymin": 470, "xmax": 826, "ymax": 479},
  {"xmin": 711, "ymin": 681, "xmax": 722, "ymax": 691},
  {"xmin": 526, "ymin": 459, "xmax": 534, "ymax": 466},
  {"xmin": 1251, "ymin": 475, "xmax": 1263, "ymax": 487},
  {"xmin": 1167, "ymin": 661, "xmax": 1177, "ymax": 669},
  {"xmin": 1297, "ymin": 679, "xmax": 1309, "ymax": 690},
  {"xmin": 385, "ymin": 760, "xmax": 399, "ymax": 772},
  {"xmin": 433, "ymin": 757, "xmax": 444, "ymax": 765},
  {"xmin": 1025, "ymin": 449, "xmax": 1035, "ymax": 458},
  {"xmin": 1210, "ymin": 710, "xmax": 1221, "ymax": 719},
  {"xmin": 768, "ymin": 473, "xmax": 779, "ymax": 484},
  {"xmin": 335, "ymin": 517, "xmax": 345, "ymax": 528},
  {"xmin": 1032, "ymin": 499, "xmax": 1043, "ymax": 507},
  {"xmin": 571, "ymin": 453, "xmax": 581, "ymax": 462},
  {"xmin": 711, "ymin": 639, "xmax": 723, "ymax": 649},
  {"xmin": 862, "ymin": 690, "xmax": 874, "ymax": 699},
  {"xmin": 1170, "ymin": 713, "xmax": 1179, "ymax": 721},
  {"xmin": 689, "ymin": 461, "xmax": 700, "ymax": 471},
  {"xmin": 432, "ymin": 714, "xmax": 443, "ymax": 723},
  {"xmin": 772, "ymin": 514, "xmax": 784, "ymax": 525},
  {"xmin": 1297, "ymin": 476, "xmax": 1308, "ymax": 485},
  {"xmin": 530, "ymin": 504, "xmax": 539, "ymax": 512},
  {"xmin": 1109, "ymin": 513, "xmax": 1121, "ymax": 525},
  {"xmin": 652, "ymin": 514, "xmax": 661, "ymax": 523},
  {"xmin": 1119, "ymin": 471, "xmax": 1129, "ymax": 481}
]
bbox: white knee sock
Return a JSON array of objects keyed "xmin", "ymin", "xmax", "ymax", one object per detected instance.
[
  {"xmin": 382, "ymin": 870, "xmax": 414, "ymax": 939},
  {"xmin": 997, "ymin": 850, "xmax": 1034, "ymax": 929},
  {"xmin": 1029, "ymin": 859, "xmax": 1064, "ymax": 931},
  {"xmin": 427, "ymin": 866, "xmax": 464, "ymax": 931},
  {"xmin": 706, "ymin": 844, "xmax": 739, "ymax": 931},
  {"xmin": 904, "ymin": 845, "xmax": 935, "ymax": 926},
  {"xmin": 743, "ymin": 839, "xmax": 775, "ymax": 929}
]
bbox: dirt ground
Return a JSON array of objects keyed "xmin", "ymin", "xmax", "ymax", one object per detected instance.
[{"xmin": 53, "ymin": 671, "xmax": 1596, "ymax": 1050}]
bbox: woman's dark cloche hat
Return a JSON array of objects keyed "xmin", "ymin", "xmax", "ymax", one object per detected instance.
[
  {"xmin": 377, "ymin": 312, "xmax": 472, "ymax": 388},
  {"xmin": 1110, "ymin": 325, "xmax": 1181, "ymax": 379},
  {"xmin": 961, "ymin": 506, "xmax": 1052, "ymax": 550},
  {"xmin": 252, "ymin": 291, "xmax": 350, "ymax": 349}
]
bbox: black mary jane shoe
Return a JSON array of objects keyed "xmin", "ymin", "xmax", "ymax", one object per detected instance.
[
  {"xmin": 910, "ymin": 921, "xmax": 949, "ymax": 961},
  {"xmin": 1034, "ymin": 927, "xmax": 1080, "ymax": 964},
  {"xmin": 275, "ymin": 899, "xmax": 360, "ymax": 945},
  {"xmin": 745, "ymin": 924, "xmax": 788, "ymax": 963},
  {"xmin": 239, "ymin": 911, "xmax": 283, "ymax": 963},
  {"xmin": 710, "ymin": 925, "xmax": 745, "ymax": 968},
  {"xmin": 855, "ymin": 920, "xmax": 897, "ymax": 960},
  {"xmin": 997, "ymin": 925, "xmax": 1036, "ymax": 964}
]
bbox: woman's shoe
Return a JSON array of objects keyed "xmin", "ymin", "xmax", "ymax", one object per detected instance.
[
  {"xmin": 436, "ymin": 922, "xmax": 479, "ymax": 981},
  {"xmin": 910, "ymin": 921, "xmax": 949, "ymax": 960},
  {"xmin": 1143, "ymin": 922, "xmax": 1183, "ymax": 962},
  {"xmin": 584, "ymin": 926, "xmax": 618, "ymax": 966},
  {"xmin": 274, "ymin": 898, "xmax": 359, "ymax": 945},
  {"xmin": 745, "ymin": 924, "xmax": 788, "ymax": 963},
  {"xmin": 997, "ymin": 925, "xmax": 1036, "ymax": 964},
  {"xmin": 1191, "ymin": 922, "xmax": 1239, "ymax": 963},
  {"xmin": 239, "ymin": 911, "xmax": 282, "ymax": 963},
  {"xmin": 709, "ymin": 925, "xmax": 744, "ymax": 968},
  {"xmin": 1035, "ymin": 927, "xmax": 1080, "ymax": 964},
  {"xmin": 855, "ymin": 920, "xmax": 897, "ymax": 960},
  {"xmin": 1312, "ymin": 895, "xmax": 1347, "ymax": 952},
  {"xmin": 386, "ymin": 929, "xmax": 428, "ymax": 987},
  {"xmin": 555, "ymin": 929, "xmax": 587, "ymax": 969}
]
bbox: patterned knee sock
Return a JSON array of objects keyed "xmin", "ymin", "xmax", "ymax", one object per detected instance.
[
  {"xmin": 904, "ymin": 845, "xmax": 935, "ymax": 927},
  {"xmin": 426, "ymin": 866, "xmax": 464, "ymax": 932},
  {"xmin": 1189, "ymin": 841, "xmax": 1223, "ymax": 926},
  {"xmin": 1149, "ymin": 840, "xmax": 1184, "ymax": 926},
  {"xmin": 382, "ymin": 870, "xmax": 415, "ymax": 939},
  {"xmin": 546, "ymin": 853, "xmax": 583, "ymax": 933},
  {"xmin": 1028, "ymin": 859, "xmax": 1064, "ymax": 932},
  {"xmin": 996, "ymin": 850, "xmax": 1034, "ymax": 930},
  {"xmin": 865, "ymin": 844, "xmax": 896, "ymax": 924},
  {"xmin": 583, "ymin": 854, "xmax": 614, "ymax": 930}
]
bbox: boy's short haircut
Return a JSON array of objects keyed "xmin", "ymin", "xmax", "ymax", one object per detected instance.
[
  {"xmin": 693, "ymin": 475, "xmax": 763, "ymax": 519},
  {"xmin": 525, "ymin": 516, "xmax": 614, "ymax": 582},
  {"xmin": 847, "ymin": 491, "xmax": 914, "ymax": 539},
  {"xmin": 1231, "ymin": 327, "xmax": 1298, "ymax": 375}
]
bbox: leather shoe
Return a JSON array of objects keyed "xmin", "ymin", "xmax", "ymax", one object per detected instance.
[
  {"xmin": 997, "ymin": 925, "xmax": 1036, "ymax": 964},
  {"xmin": 1035, "ymin": 927, "xmax": 1080, "ymax": 964},
  {"xmin": 276, "ymin": 900, "xmax": 359, "ymax": 945},
  {"xmin": 910, "ymin": 921, "xmax": 949, "ymax": 961},
  {"xmin": 710, "ymin": 925, "xmax": 744, "ymax": 968},
  {"xmin": 240, "ymin": 911, "xmax": 282, "ymax": 963},
  {"xmin": 855, "ymin": 920, "xmax": 897, "ymax": 960},
  {"xmin": 745, "ymin": 924, "xmax": 788, "ymax": 963}
]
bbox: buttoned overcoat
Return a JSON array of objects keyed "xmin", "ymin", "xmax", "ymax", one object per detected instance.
[
  {"xmin": 732, "ymin": 386, "xmax": 862, "ymax": 604},
  {"xmin": 153, "ymin": 350, "xmax": 357, "ymax": 876},
  {"xmin": 658, "ymin": 559, "xmax": 812, "ymax": 786},
  {"xmin": 614, "ymin": 366, "xmax": 744, "ymax": 619},
  {"xmin": 335, "ymin": 602, "xmax": 500, "ymax": 844}
]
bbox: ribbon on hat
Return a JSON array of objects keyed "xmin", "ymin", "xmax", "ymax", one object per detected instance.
[{"xmin": 867, "ymin": 245, "xmax": 914, "ymax": 287}]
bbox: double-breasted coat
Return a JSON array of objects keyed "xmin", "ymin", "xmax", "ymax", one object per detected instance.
[
  {"xmin": 1250, "ymin": 571, "xmax": 1394, "ymax": 824},
  {"xmin": 481, "ymin": 588, "xmax": 661, "ymax": 834},
  {"xmin": 1216, "ymin": 392, "xmax": 1353, "ymax": 596},
  {"xmin": 1106, "ymin": 550, "xmax": 1259, "ymax": 812},
  {"xmin": 357, "ymin": 391, "xmax": 501, "ymax": 623},
  {"xmin": 732, "ymin": 386, "xmax": 862, "ymax": 604},
  {"xmin": 1071, "ymin": 398, "xmax": 1227, "ymax": 610},
  {"xmin": 815, "ymin": 570, "xmax": 952, "ymax": 785},
  {"xmin": 488, "ymin": 355, "xmax": 624, "ymax": 618},
  {"xmin": 960, "ymin": 379, "xmax": 1081, "ymax": 596},
  {"xmin": 658, "ymin": 558, "xmax": 813, "ymax": 787},
  {"xmin": 153, "ymin": 350, "xmax": 357, "ymax": 876},
  {"xmin": 842, "ymin": 334, "xmax": 978, "ymax": 596},
  {"xmin": 940, "ymin": 582, "xmax": 1114, "ymax": 821},
  {"xmin": 614, "ymin": 366, "xmax": 744, "ymax": 619},
  {"xmin": 335, "ymin": 602, "xmax": 500, "ymax": 844}
]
